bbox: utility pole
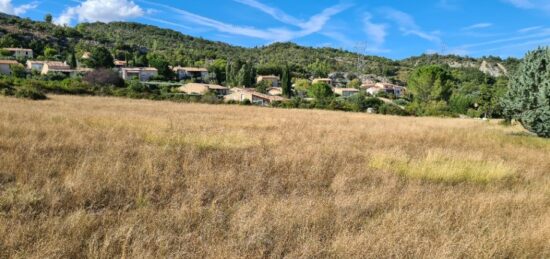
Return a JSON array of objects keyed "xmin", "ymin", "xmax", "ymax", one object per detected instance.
[{"xmin": 354, "ymin": 41, "xmax": 368, "ymax": 74}]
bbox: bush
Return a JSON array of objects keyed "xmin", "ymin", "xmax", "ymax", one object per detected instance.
[
  {"xmin": 83, "ymin": 69, "xmax": 124, "ymax": 87},
  {"xmin": 15, "ymin": 84, "xmax": 47, "ymax": 100},
  {"xmin": 379, "ymin": 103, "xmax": 409, "ymax": 116}
]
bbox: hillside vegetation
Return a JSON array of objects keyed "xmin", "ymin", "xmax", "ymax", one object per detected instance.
[
  {"xmin": 1, "ymin": 95, "xmax": 549, "ymax": 258},
  {"xmin": 0, "ymin": 13, "xmax": 519, "ymax": 79}
]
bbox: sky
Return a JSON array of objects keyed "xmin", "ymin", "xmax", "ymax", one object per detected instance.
[{"xmin": 1, "ymin": 0, "xmax": 549, "ymax": 59}]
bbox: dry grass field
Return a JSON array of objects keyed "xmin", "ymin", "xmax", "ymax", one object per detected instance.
[{"xmin": 1, "ymin": 95, "xmax": 549, "ymax": 258}]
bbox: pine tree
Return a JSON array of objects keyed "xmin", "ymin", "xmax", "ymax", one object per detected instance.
[{"xmin": 502, "ymin": 47, "xmax": 550, "ymax": 138}]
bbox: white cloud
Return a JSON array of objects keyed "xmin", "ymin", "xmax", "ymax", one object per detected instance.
[
  {"xmin": 462, "ymin": 23, "xmax": 493, "ymax": 30},
  {"xmin": 518, "ymin": 26, "xmax": 543, "ymax": 33},
  {"xmin": 0, "ymin": 0, "xmax": 37, "ymax": 15},
  {"xmin": 55, "ymin": 0, "xmax": 144, "ymax": 25},
  {"xmin": 381, "ymin": 8, "xmax": 441, "ymax": 44},
  {"xmin": 233, "ymin": 0, "xmax": 301, "ymax": 25},
  {"xmin": 363, "ymin": 13, "xmax": 388, "ymax": 50},
  {"xmin": 142, "ymin": 0, "xmax": 350, "ymax": 42},
  {"xmin": 502, "ymin": 0, "xmax": 550, "ymax": 13}
]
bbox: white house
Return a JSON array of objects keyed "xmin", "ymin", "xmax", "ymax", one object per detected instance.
[
  {"xmin": 26, "ymin": 60, "xmax": 45, "ymax": 72},
  {"xmin": 3, "ymin": 48, "xmax": 33, "ymax": 59},
  {"xmin": 121, "ymin": 67, "xmax": 158, "ymax": 81}
]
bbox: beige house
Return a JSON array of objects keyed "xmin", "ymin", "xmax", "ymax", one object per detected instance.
[
  {"xmin": 178, "ymin": 83, "xmax": 229, "ymax": 97},
  {"xmin": 224, "ymin": 88, "xmax": 285, "ymax": 106},
  {"xmin": 26, "ymin": 60, "xmax": 45, "ymax": 72},
  {"xmin": 256, "ymin": 75, "xmax": 280, "ymax": 87},
  {"xmin": 172, "ymin": 66, "xmax": 209, "ymax": 81},
  {"xmin": 312, "ymin": 78, "xmax": 332, "ymax": 86},
  {"xmin": 3, "ymin": 48, "xmax": 33, "ymax": 59},
  {"xmin": 367, "ymin": 83, "xmax": 406, "ymax": 97},
  {"xmin": 0, "ymin": 60, "xmax": 20, "ymax": 75},
  {"xmin": 333, "ymin": 88, "xmax": 360, "ymax": 97},
  {"xmin": 121, "ymin": 67, "xmax": 158, "ymax": 81},
  {"xmin": 41, "ymin": 61, "xmax": 73, "ymax": 75}
]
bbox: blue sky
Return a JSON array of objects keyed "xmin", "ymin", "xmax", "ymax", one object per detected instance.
[{"xmin": 3, "ymin": 0, "xmax": 550, "ymax": 59}]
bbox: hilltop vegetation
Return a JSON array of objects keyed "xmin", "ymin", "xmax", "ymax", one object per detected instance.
[
  {"xmin": 1, "ymin": 95, "xmax": 549, "ymax": 258},
  {"xmin": 0, "ymin": 12, "xmax": 519, "ymax": 79}
]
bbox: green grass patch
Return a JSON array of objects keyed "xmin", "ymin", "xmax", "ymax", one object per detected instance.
[{"xmin": 369, "ymin": 149, "xmax": 515, "ymax": 184}]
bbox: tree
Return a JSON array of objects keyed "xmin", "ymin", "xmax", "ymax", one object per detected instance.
[
  {"xmin": 502, "ymin": 47, "xmax": 550, "ymax": 138},
  {"xmin": 44, "ymin": 14, "xmax": 53, "ymax": 24},
  {"xmin": 44, "ymin": 47, "xmax": 57, "ymax": 59},
  {"xmin": 407, "ymin": 65, "xmax": 454, "ymax": 103},
  {"xmin": 89, "ymin": 47, "xmax": 114, "ymax": 68},
  {"xmin": 67, "ymin": 50, "xmax": 77, "ymax": 69},
  {"xmin": 10, "ymin": 64, "xmax": 26, "ymax": 78},
  {"xmin": 208, "ymin": 59, "xmax": 227, "ymax": 84},
  {"xmin": 281, "ymin": 65, "xmax": 292, "ymax": 98},
  {"xmin": 347, "ymin": 78, "xmax": 362, "ymax": 89},
  {"xmin": 308, "ymin": 59, "xmax": 330, "ymax": 78},
  {"xmin": 308, "ymin": 82, "xmax": 333, "ymax": 99},
  {"xmin": 149, "ymin": 55, "xmax": 173, "ymax": 79},
  {"xmin": 256, "ymin": 80, "xmax": 270, "ymax": 94}
]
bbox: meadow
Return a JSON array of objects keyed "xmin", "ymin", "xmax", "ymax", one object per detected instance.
[{"xmin": 0, "ymin": 95, "xmax": 549, "ymax": 258}]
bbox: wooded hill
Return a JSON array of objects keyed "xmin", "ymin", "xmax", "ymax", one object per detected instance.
[{"xmin": 0, "ymin": 12, "xmax": 520, "ymax": 81}]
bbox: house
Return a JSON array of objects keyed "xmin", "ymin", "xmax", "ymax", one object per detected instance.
[
  {"xmin": 3, "ymin": 48, "xmax": 33, "ymax": 59},
  {"xmin": 333, "ymin": 88, "xmax": 360, "ymax": 97},
  {"xmin": 172, "ymin": 66, "xmax": 209, "ymax": 81},
  {"xmin": 312, "ymin": 78, "xmax": 332, "ymax": 86},
  {"xmin": 366, "ymin": 83, "xmax": 406, "ymax": 97},
  {"xmin": 26, "ymin": 60, "xmax": 45, "ymax": 72},
  {"xmin": 41, "ymin": 61, "xmax": 74, "ymax": 75},
  {"xmin": 121, "ymin": 67, "xmax": 158, "ymax": 81},
  {"xmin": 114, "ymin": 60, "xmax": 127, "ymax": 68},
  {"xmin": 0, "ymin": 60, "xmax": 20, "ymax": 75},
  {"xmin": 267, "ymin": 87, "xmax": 283, "ymax": 96},
  {"xmin": 256, "ymin": 75, "xmax": 280, "ymax": 87},
  {"xmin": 224, "ymin": 88, "xmax": 285, "ymax": 106},
  {"xmin": 178, "ymin": 83, "xmax": 229, "ymax": 97}
]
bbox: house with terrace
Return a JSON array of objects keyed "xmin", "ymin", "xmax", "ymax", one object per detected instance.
[
  {"xmin": 178, "ymin": 83, "xmax": 229, "ymax": 97},
  {"xmin": 172, "ymin": 66, "xmax": 209, "ymax": 82},
  {"xmin": 121, "ymin": 67, "xmax": 158, "ymax": 81},
  {"xmin": 2, "ymin": 48, "xmax": 33, "ymax": 59}
]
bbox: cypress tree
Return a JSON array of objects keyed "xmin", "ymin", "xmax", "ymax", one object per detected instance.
[
  {"xmin": 502, "ymin": 47, "xmax": 550, "ymax": 138},
  {"xmin": 281, "ymin": 65, "xmax": 293, "ymax": 98}
]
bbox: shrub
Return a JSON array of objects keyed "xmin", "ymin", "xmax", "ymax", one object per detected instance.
[
  {"xmin": 502, "ymin": 47, "xmax": 550, "ymax": 137},
  {"xmin": 14, "ymin": 84, "xmax": 47, "ymax": 100},
  {"xmin": 364, "ymin": 97, "xmax": 384, "ymax": 110},
  {"xmin": 379, "ymin": 103, "xmax": 409, "ymax": 116},
  {"xmin": 83, "ymin": 69, "xmax": 124, "ymax": 87}
]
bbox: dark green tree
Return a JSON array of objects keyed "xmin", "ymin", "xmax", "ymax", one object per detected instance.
[
  {"xmin": 281, "ymin": 65, "xmax": 292, "ymax": 98},
  {"xmin": 502, "ymin": 47, "xmax": 550, "ymax": 137},
  {"xmin": 89, "ymin": 47, "xmax": 114, "ymax": 68},
  {"xmin": 407, "ymin": 65, "xmax": 454, "ymax": 103},
  {"xmin": 149, "ymin": 54, "xmax": 173, "ymax": 79},
  {"xmin": 44, "ymin": 14, "xmax": 53, "ymax": 24},
  {"xmin": 67, "ymin": 50, "xmax": 77, "ymax": 69},
  {"xmin": 308, "ymin": 82, "xmax": 333, "ymax": 99}
]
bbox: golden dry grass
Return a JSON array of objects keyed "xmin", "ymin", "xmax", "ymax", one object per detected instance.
[{"xmin": 0, "ymin": 95, "xmax": 549, "ymax": 258}]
